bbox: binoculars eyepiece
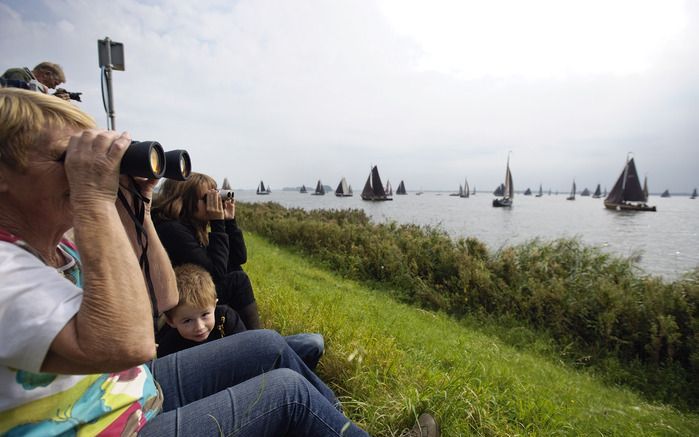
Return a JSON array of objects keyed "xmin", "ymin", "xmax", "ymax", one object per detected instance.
[{"xmin": 121, "ymin": 141, "xmax": 191, "ymax": 180}]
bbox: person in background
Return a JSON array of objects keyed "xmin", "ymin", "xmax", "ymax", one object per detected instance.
[
  {"xmin": 157, "ymin": 263, "xmax": 325, "ymax": 370},
  {"xmin": 1, "ymin": 61, "xmax": 65, "ymax": 94},
  {"xmin": 153, "ymin": 173, "xmax": 262, "ymax": 329}
]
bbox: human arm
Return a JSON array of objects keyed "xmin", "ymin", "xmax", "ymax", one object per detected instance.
[
  {"xmin": 155, "ymin": 219, "xmax": 230, "ymax": 281},
  {"xmin": 42, "ymin": 131, "xmax": 155, "ymax": 374},
  {"xmin": 116, "ymin": 177, "xmax": 178, "ymax": 314},
  {"xmin": 223, "ymin": 200, "xmax": 247, "ymax": 268}
]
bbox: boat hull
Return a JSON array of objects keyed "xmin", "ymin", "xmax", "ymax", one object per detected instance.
[
  {"xmin": 361, "ymin": 195, "xmax": 393, "ymax": 201},
  {"xmin": 492, "ymin": 198, "xmax": 512, "ymax": 207},
  {"xmin": 604, "ymin": 201, "xmax": 656, "ymax": 212},
  {"xmin": 335, "ymin": 193, "xmax": 353, "ymax": 197}
]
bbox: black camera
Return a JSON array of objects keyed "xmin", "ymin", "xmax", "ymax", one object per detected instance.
[
  {"xmin": 54, "ymin": 88, "xmax": 83, "ymax": 102},
  {"xmin": 121, "ymin": 141, "xmax": 191, "ymax": 180},
  {"xmin": 218, "ymin": 189, "xmax": 234, "ymax": 201}
]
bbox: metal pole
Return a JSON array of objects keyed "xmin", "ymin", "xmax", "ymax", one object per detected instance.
[{"xmin": 104, "ymin": 37, "xmax": 117, "ymax": 130}]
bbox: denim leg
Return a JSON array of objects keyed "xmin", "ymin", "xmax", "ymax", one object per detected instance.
[
  {"xmin": 139, "ymin": 368, "xmax": 369, "ymax": 437},
  {"xmin": 148, "ymin": 329, "xmax": 339, "ymax": 412},
  {"xmin": 284, "ymin": 333, "xmax": 325, "ymax": 371}
]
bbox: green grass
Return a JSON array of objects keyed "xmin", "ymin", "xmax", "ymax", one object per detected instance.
[{"xmin": 244, "ymin": 233, "xmax": 699, "ymax": 436}]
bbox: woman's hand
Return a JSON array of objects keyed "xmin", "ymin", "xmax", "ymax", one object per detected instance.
[
  {"xmin": 65, "ymin": 130, "xmax": 130, "ymax": 207},
  {"xmin": 224, "ymin": 199, "xmax": 236, "ymax": 220},
  {"xmin": 205, "ymin": 190, "xmax": 225, "ymax": 221}
]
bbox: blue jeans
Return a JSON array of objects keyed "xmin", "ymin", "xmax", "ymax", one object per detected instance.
[
  {"xmin": 285, "ymin": 333, "xmax": 324, "ymax": 370},
  {"xmin": 139, "ymin": 330, "xmax": 368, "ymax": 436}
]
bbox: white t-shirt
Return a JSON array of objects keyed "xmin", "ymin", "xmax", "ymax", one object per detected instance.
[{"xmin": 0, "ymin": 241, "xmax": 162, "ymax": 435}]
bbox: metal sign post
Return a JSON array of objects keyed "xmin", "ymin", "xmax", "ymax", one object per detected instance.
[{"xmin": 98, "ymin": 37, "xmax": 125, "ymax": 130}]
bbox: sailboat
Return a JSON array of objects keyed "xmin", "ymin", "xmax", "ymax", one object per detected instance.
[
  {"xmin": 592, "ymin": 184, "xmax": 602, "ymax": 198},
  {"xmin": 580, "ymin": 188, "xmax": 590, "ymax": 196},
  {"xmin": 535, "ymin": 184, "xmax": 543, "ymax": 197},
  {"xmin": 450, "ymin": 184, "xmax": 462, "ymax": 197},
  {"xmin": 643, "ymin": 177, "xmax": 649, "ymax": 199},
  {"xmin": 396, "ymin": 180, "xmax": 407, "ymax": 195},
  {"xmin": 361, "ymin": 166, "xmax": 393, "ymax": 201},
  {"xmin": 472, "ymin": 186, "xmax": 476, "ymax": 195},
  {"xmin": 660, "ymin": 189, "xmax": 670, "ymax": 198},
  {"xmin": 311, "ymin": 179, "xmax": 325, "ymax": 196},
  {"xmin": 460, "ymin": 179, "xmax": 470, "ymax": 198},
  {"xmin": 523, "ymin": 188, "xmax": 532, "ymax": 196},
  {"xmin": 691, "ymin": 188, "xmax": 697, "ymax": 199},
  {"xmin": 493, "ymin": 184, "xmax": 505, "ymax": 196},
  {"xmin": 604, "ymin": 156, "xmax": 656, "ymax": 211},
  {"xmin": 335, "ymin": 177, "xmax": 353, "ymax": 197},
  {"xmin": 384, "ymin": 180, "xmax": 393, "ymax": 196},
  {"xmin": 299, "ymin": 185, "xmax": 308, "ymax": 193},
  {"xmin": 566, "ymin": 180, "xmax": 576, "ymax": 201},
  {"xmin": 257, "ymin": 180, "xmax": 270, "ymax": 195},
  {"xmin": 492, "ymin": 154, "xmax": 514, "ymax": 207}
]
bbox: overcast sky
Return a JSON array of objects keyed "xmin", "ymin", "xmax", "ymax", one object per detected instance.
[{"xmin": 2, "ymin": 0, "xmax": 697, "ymax": 192}]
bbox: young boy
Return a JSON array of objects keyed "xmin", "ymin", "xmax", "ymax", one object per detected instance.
[{"xmin": 157, "ymin": 264, "xmax": 325, "ymax": 371}]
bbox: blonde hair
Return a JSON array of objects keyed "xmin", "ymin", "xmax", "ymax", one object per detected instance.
[
  {"xmin": 153, "ymin": 172, "xmax": 217, "ymax": 245},
  {"xmin": 166, "ymin": 264, "xmax": 217, "ymax": 319},
  {"xmin": 0, "ymin": 88, "xmax": 95, "ymax": 171}
]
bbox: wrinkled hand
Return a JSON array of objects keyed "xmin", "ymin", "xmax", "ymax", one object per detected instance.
[
  {"xmin": 65, "ymin": 130, "xmax": 130, "ymax": 207},
  {"xmin": 205, "ymin": 190, "xmax": 225, "ymax": 221},
  {"xmin": 224, "ymin": 199, "xmax": 236, "ymax": 220}
]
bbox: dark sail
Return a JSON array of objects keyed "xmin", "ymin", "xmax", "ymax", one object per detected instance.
[
  {"xmin": 313, "ymin": 179, "xmax": 325, "ymax": 195},
  {"xmin": 592, "ymin": 184, "xmax": 601, "ymax": 198},
  {"xmin": 396, "ymin": 180, "xmax": 407, "ymax": 195},
  {"xmin": 335, "ymin": 177, "xmax": 351, "ymax": 196},
  {"xmin": 605, "ymin": 158, "xmax": 646, "ymax": 204},
  {"xmin": 361, "ymin": 166, "xmax": 390, "ymax": 200}
]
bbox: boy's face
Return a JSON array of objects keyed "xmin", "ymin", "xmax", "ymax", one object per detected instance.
[{"xmin": 167, "ymin": 304, "xmax": 216, "ymax": 342}]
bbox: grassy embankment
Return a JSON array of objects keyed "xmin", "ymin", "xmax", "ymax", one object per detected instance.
[{"xmin": 244, "ymin": 234, "xmax": 699, "ymax": 436}]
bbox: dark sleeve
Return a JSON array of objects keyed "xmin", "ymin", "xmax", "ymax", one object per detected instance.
[
  {"xmin": 156, "ymin": 326, "xmax": 199, "ymax": 358},
  {"xmin": 217, "ymin": 305, "xmax": 247, "ymax": 337},
  {"xmin": 155, "ymin": 219, "xmax": 230, "ymax": 281},
  {"xmin": 225, "ymin": 219, "xmax": 247, "ymax": 269}
]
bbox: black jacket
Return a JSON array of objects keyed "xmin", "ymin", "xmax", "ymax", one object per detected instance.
[
  {"xmin": 155, "ymin": 219, "xmax": 247, "ymax": 283},
  {"xmin": 156, "ymin": 305, "xmax": 246, "ymax": 358}
]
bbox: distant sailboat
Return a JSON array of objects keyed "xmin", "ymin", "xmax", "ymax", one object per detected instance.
[
  {"xmin": 384, "ymin": 180, "xmax": 393, "ymax": 196},
  {"xmin": 691, "ymin": 188, "xmax": 697, "ymax": 199},
  {"xmin": 257, "ymin": 180, "xmax": 271, "ymax": 195},
  {"xmin": 580, "ymin": 187, "xmax": 590, "ymax": 196},
  {"xmin": 460, "ymin": 179, "xmax": 470, "ymax": 198},
  {"xmin": 493, "ymin": 154, "xmax": 514, "ymax": 207},
  {"xmin": 335, "ymin": 177, "xmax": 353, "ymax": 197},
  {"xmin": 396, "ymin": 180, "xmax": 407, "ymax": 195},
  {"xmin": 312, "ymin": 179, "xmax": 326, "ymax": 196},
  {"xmin": 493, "ymin": 184, "xmax": 505, "ymax": 196},
  {"xmin": 523, "ymin": 188, "xmax": 532, "ymax": 196},
  {"xmin": 592, "ymin": 184, "xmax": 602, "ymax": 198},
  {"xmin": 361, "ymin": 166, "xmax": 393, "ymax": 201},
  {"xmin": 472, "ymin": 186, "xmax": 476, "ymax": 195},
  {"xmin": 221, "ymin": 178, "xmax": 232, "ymax": 190},
  {"xmin": 299, "ymin": 185, "xmax": 308, "ymax": 193},
  {"xmin": 535, "ymin": 184, "xmax": 543, "ymax": 197},
  {"xmin": 660, "ymin": 189, "xmax": 670, "ymax": 198},
  {"xmin": 566, "ymin": 180, "xmax": 576, "ymax": 201},
  {"xmin": 643, "ymin": 177, "xmax": 650, "ymax": 199},
  {"xmin": 450, "ymin": 184, "xmax": 462, "ymax": 197},
  {"xmin": 604, "ymin": 156, "xmax": 656, "ymax": 211}
]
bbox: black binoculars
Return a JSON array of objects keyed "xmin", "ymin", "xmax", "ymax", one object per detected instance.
[{"xmin": 121, "ymin": 141, "xmax": 191, "ymax": 180}]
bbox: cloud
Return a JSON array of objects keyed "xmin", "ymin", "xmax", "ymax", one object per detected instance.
[{"xmin": 1, "ymin": 0, "xmax": 697, "ymax": 191}]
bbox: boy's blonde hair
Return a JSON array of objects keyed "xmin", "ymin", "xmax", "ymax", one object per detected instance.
[{"xmin": 167, "ymin": 264, "xmax": 217, "ymax": 318}]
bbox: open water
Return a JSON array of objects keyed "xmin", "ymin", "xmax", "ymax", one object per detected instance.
[{"xmin": 235, "ymin": 190, "xmax": 699, "ymax": 281}]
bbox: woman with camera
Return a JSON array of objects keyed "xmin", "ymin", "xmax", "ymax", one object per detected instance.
[
  {"xmin": 153, "ymin": 173, "xmax": 261, "ymax": 329},
  {"xmin": 0, "ymin": 88, "xmax": 375, "ymax": 436}
]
